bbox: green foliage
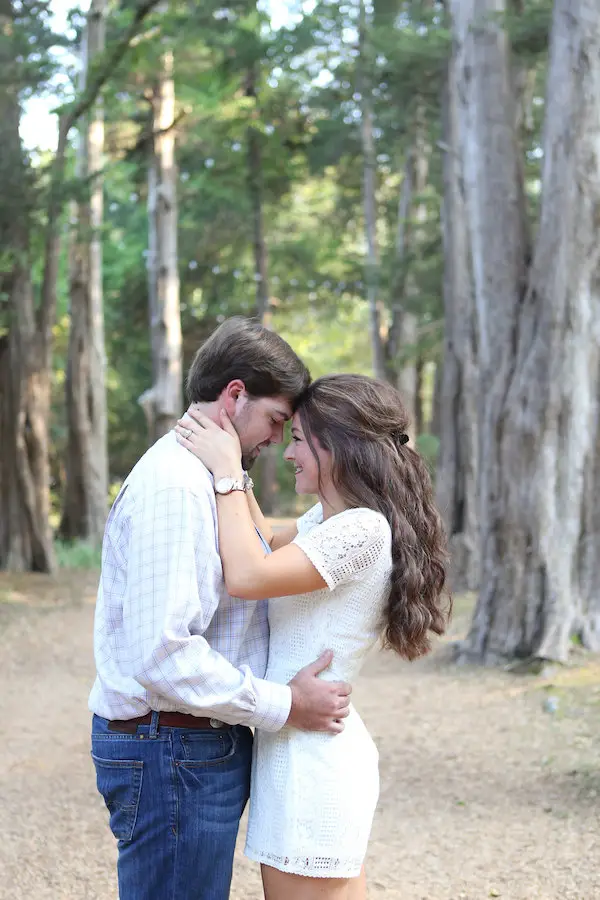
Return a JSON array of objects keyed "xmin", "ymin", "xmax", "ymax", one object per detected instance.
[
  {"xmin": 13, "ymin": 0, "xmax": 550, "ymax": 511},
  {"xmin": 415, "ymin": 431, "xmax": 440, "ymax": 475},
  {"xmin": 54, "ymin": 539, "xmax": 102, "ymax": 570}
]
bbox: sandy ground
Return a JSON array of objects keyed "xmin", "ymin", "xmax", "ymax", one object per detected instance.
[{"xmin": 1, "ymin": 569, "xmax": 599, "ymax": 900}]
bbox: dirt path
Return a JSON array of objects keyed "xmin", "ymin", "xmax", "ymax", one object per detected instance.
[{"xmin": 1, "ymin": 571, "xmax": 599, "ymax": 900}]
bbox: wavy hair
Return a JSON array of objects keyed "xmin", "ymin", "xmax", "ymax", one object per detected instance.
[{"xmin": 297, "ymin": 374, "xmax": 450, "ymax": 661}]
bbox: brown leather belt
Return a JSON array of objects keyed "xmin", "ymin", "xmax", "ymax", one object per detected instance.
[{"xmin": 107, "ymin": 712, "xmax": 231, "ymax": 734}]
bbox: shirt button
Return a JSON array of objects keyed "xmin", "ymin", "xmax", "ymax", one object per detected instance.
[{"xmin": 209, "ymin": 718, "xmax": 222, "ymax": 729}]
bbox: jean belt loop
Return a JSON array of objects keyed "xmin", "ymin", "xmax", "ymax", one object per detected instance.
[{"xmin": 149, "ymin": 710, "xmax": 160, "ymax": 739}]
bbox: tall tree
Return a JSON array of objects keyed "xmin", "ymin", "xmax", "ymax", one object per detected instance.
[
  {"xmin": 140, "ymin": 39, "xmax": 182, "ymax": 442},
  {"xmin": 61, "ymin": 0, "xmax": 109, "ymax": 543},
  {"xmin": 451, "ymin": 0, "xmax": 600, "ymax": 662},
  {"xmin": 358, "ymin": 0, "xmax": 386, "ymax": 380},
  {"xmin": 246, "ymin": 62, "xmax": 270, "ymax": 325},
  {"xmin": 0, "ymin": 0, "xmax": 162, "ymax": 571},
  {"xmin": 395, "ymin": 113, "xmax": 429, "ymax": 438},
  {"xmin": 435, "ymin": 41, "xmax": 479, "ymax": 592},
  {"xmin": 0, "ymin": 0, "xmax": 55, "ymax": 571}
]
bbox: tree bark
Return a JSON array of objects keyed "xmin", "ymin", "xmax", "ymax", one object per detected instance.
[
  {"xmin": 246, "ymin": 64, "xmax": 271, "ymax": 326},
  {"xmin": 577, "ymin": 374, "xmax": 600, "ymax": 651},
  {"xmin": 141, "ymin": 47, "xmax": 183, "ymax": 443},
  {"xmin": 452, "ymin": 0, "xmax": 600, "ymax": 663},
  {"xmin": 0, "ymin": 0, "xmax": 163, "ymax": 572},
  {"xmin": 61, "ymin": 0, "xmax": 109, "ymax": 543},
  {"xmin": 435, "ymin": 42, "xmax": 479, "ymax": 593},
  {"xmin": 358, "ymin": 0, "xmax": 386, "ymax": 380},
  {"xmin": 396, "ymin": 122, "xmax": 429, "ymax": 438},
  {"xmin": 0, "ymin": 2, "xmax": 55, "ymax": 571},
  {"xmin": 244, "ymin": 62, "xmax": 278, "ymax": 513}
]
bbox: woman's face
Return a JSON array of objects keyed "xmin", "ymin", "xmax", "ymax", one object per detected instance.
[{"xmin": 283, "ymin": 413, "xmax": 331, "ymax": 495}]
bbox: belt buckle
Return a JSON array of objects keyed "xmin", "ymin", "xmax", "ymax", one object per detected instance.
[{"xmin": 209, "ymin": 718, "xmax": 224, "ymax": 729}]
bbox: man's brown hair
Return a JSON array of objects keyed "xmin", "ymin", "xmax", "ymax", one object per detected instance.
[{"xmin": 186, "ymin": 317, "xmax": 310, "ymax": 404}]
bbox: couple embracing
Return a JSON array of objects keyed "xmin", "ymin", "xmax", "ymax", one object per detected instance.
[{"xmin": 89, "ymin": 316, "xmax": 450, "ymax": 900}]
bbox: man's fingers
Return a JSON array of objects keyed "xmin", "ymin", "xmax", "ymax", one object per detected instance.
[
  {"xmin": 304, "ymin": 649, "xmax": 334, "ymax": 676},
  {"xmin": 335, "ymin": 682, "xmax": 352, "ymax": 698},
  {"xmin": 326, "ymin": 720, "xmax": 345, "ymax": 734},
  {"xmin": 219, "ymin": 409, "xmax": 238, "ymax": 437},
  {"xmin": 335, "ymin": 706, "xmax": 350, "ymax": 719}
]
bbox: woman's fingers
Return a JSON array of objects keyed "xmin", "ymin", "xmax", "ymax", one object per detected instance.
[
  {"xmin": 185, "ymin": 406, "xmax": 205, "ymax": 426},
  {"xmin": 219, "ymin": 408, "xmax": 239, "ymax": 437}
]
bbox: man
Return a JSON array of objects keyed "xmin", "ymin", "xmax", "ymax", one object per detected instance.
[{"xmin": 90, "ymin": 317, "xmax": 351, "ymax": 900}]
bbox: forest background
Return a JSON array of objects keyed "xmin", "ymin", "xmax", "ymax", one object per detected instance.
[{"xmin": 2, "ymin": 0, "xmax": 600, "ymax": 668}]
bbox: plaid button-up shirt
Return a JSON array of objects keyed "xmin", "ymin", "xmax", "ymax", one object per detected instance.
[{"xmin": 88, "ymin": 432, "xmax": 291, "ymax": 732}]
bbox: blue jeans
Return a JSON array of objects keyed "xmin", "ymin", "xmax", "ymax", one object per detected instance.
[{"xmin": 91, "ymin": 713, "xmax": 253, "ymax": 900}]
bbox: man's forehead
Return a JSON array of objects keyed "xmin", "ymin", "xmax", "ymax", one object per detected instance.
[{"xmin": 261, "ymin": 396, "xmax": 293, "ymax": 419}]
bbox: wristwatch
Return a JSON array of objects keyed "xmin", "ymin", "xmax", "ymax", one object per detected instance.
[{"xmin": 214, "ymin": 477, "xmax": 247, "ymax": 495}]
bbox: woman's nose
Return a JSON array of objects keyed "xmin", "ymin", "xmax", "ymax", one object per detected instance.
[{"xmin": 283, "ymin": 443, "xmax": 294, "ymax": 461}]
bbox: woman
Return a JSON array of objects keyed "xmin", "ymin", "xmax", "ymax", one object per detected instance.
[{"xmin": 175, "ymin": 373, "xmax": 450, "ymax": 900}]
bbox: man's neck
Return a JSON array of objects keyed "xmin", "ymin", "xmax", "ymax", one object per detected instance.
[{"xmin": 187, "ymin": 400, "xmax": 221, "ymax": 426}]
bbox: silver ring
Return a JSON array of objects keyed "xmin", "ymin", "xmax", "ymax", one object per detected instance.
[{"xmin": 182, "ymin": 427, "xmax": 192, "ymax": 439}]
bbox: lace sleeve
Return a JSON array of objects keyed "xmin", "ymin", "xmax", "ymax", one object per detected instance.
[
  {"xmin": 296, "ymin": 502, "xmax": 323, "ymax": 536},
  {"xmin": 293, "ymin": 508, "xmax": 389, "ymax": 590}
]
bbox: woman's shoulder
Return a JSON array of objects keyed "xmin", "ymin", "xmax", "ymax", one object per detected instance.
[
  {"xmin": 303, "ymin": 507, "xmax": 392, "ymax": 553},
  {"xmin": 296, "ymin": 502, "xmax": 324, "ymax": 535},
  {"xmin": 329, "ymin": 506, "xmax": 390, "ymax": 532}
]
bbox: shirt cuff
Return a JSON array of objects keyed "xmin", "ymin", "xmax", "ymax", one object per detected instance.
[{"xmin": 250, "ymin": 679, "xmax": 292, "ymax": 732}]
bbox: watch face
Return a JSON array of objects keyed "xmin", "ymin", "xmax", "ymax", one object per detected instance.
[{"xmin": 215, "ymin": 477, "xmax": 235, "ymax": 494}]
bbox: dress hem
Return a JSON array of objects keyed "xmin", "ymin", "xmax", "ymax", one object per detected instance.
[{"xmin": 244, "ymin": 845, "xmax": 363, "ymax": 879}]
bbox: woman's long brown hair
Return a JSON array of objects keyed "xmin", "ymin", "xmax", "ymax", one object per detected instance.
[{"xmin": 297, "ymin": 374, "xmax": 451, "ymax": 661}]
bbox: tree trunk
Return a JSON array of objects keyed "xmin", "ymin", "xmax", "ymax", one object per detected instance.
[
  {"xmin": 386, "ymin": 147, "xmax": 414, "ymax": 382},
  {"xmin": 453, "ymin": 0, "xmax": 600, "ymax": 663},
  {"xmin": 0, "ymin": 2, "xmax": 55, "ymax": 572},
  {"xmin": 435, "ymin": 42, "xmax": 479, "ymax": 593},
  {"xmin": 396, "ymin": 123, "xmax": 429, "ymax": 437},
  {"xmin": 246, "ymin": 64, "xmax": 271, "ymax": 325},
  {"xmin": 414, "ymin": 355, "xmax": 425, "ymax": 435},
  {"xmin": 244, "ymin": 63, "xmax": 278, "ymax": 513},
  {"xmin": 358, "ymin": 0, "xmax": 386, "ymax": 380},
  {"xmin": 0, "ymin": 0, "xmax": 162, "ymax": 571},
  {"xmin": 577, "ymin": 373, "xmax": 600, "ymax": 650},
  {"xmin": 61, "ymin": 0, "xmax": 109, "ymax": 543},
  {"xmin": 141, "ymin": 48, "xmax": 182, "ymax": 443}
]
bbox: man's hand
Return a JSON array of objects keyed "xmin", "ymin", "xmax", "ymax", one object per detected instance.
[{"xmin": 286, "ymin": 650, "xmax": 351, "ymax": 734}]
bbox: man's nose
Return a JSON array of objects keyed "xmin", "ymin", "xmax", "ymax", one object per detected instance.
[{"xmin": 272, "ymin": 422, "xmax": 285, "ymax": 444}]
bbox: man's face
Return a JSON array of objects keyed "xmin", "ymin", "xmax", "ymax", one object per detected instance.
[{"xmin": 231, "ymin": 393, "xmax": 293, "ymax": 470}]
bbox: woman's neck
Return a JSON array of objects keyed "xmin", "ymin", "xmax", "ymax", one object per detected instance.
[{"xmin": 318, "ymin": 485, "xmax": 349, "ymax": 521}]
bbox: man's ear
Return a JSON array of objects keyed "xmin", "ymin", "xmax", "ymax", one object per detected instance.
[{"xmin": 220, "ymin": 379, "xmax": 246, "ymax": 416}]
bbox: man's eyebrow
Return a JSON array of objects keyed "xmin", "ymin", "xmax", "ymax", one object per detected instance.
[{"xmin": 273, "ymin": 409, "xmax": 290, "ymax": 421}]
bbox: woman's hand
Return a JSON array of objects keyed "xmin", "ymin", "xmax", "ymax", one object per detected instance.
[{"xmin": 174, "ymin": 407, "xmax": 243, "ymax": 478}]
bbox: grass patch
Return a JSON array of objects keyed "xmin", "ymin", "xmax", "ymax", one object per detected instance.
[{"xmin": 54, "ymin": 540, "xmax": 102, "ymax": 570}]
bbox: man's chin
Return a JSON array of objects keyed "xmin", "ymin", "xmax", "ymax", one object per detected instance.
[{"xmin": 241, "ymin": 453, "xmax": 258, "ymax": 472}]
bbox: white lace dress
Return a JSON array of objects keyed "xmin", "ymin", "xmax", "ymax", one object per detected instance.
[{"xmin": 245, "ymin": 504, "xmax": 393, "ymax": 878}]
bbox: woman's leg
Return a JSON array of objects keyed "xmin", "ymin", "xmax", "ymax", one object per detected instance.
[
  {"xmin": 347, "ymin": 867, "xmax": 367, "ymax": 900},
  {"xmin": 261, "ymin": 864, "xmax": 366, "ymax": 900}
]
